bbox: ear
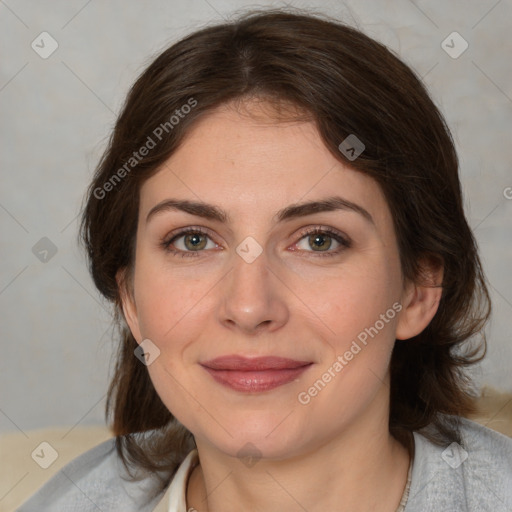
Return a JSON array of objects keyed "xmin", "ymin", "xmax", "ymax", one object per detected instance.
[
  {"xmin": 116, "ymin": 267, "xmax": 143, "ymax": 343},
  {"xmin": 395, "ymin": 255, "xmax": 444, "ymax": 340}
]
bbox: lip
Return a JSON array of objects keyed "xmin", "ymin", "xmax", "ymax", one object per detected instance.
[{"xmin": 200, "ymin": 356, "xmax": 313, "ymax": 392}]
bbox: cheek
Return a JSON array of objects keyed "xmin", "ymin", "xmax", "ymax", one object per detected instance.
[
  {"xmin": 134, "ymin": 270, "xmax": 209, "ymax": 420},
  {"xmin": 298, "ymin": 254, "xmax": 401, "ymax": 342},
  {"xmin": 297, "ymin": 273, "xmax": 400, "ymax": 425},
  {"xmin": 132, "ymin": 252, "xmax": 208, "ymax": 341}
]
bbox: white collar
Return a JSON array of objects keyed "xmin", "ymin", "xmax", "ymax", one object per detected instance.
[{"xmin": 152, "ymin": 449, "xmax": 199, "ymax": 512}]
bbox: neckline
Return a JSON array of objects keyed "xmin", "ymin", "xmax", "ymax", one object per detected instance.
[{"xmin": 168, "ymin": 445, "xmax": 414, "ymax": 512}]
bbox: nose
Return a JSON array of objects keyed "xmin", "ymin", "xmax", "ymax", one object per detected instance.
[{"xmin": 218, "ymin": 246, "xmax": 289, "ymax": 336}]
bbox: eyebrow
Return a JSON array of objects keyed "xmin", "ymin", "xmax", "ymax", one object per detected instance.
[{"xmin": 145, "ymin": 195, "xmax": 375, "ymax": 226}]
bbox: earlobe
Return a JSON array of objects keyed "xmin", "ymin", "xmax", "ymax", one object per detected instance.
[
  {"xmin": 116, "ymin": 268, "xmax": 142, "ymax": 343},
  {"xmin": 395, "ymin": 257, "xmax": 444, "ymax": 341}
]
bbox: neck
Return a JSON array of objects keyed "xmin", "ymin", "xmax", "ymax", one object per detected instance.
[{"xmin": 186, "ymin": 391, "xmax": 411, "ymax": 512}]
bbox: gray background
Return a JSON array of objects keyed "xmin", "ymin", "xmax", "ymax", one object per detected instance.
[{"xmin": 1, "ymin": 0, "xmax": 511, "ymax": 435}]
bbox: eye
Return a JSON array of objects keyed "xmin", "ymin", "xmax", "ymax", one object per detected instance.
[
  {"xmin": 161, "ymin": 227, "xmax": 218, "ymax": 257},
  {"xmin": 293, "ymin": 227, "xmax": 351, "ymax": 257},
  {"xmin": 160, "ymin": 226, "xmax": 351, "ymax": 258}
]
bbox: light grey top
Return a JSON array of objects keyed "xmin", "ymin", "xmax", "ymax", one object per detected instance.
[{"xmin": 17, "ymin": 417, "xmax": 512, "ymax": 511}]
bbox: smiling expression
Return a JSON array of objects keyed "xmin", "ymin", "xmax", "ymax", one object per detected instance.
[{"xmin": 119, "ymin": 99, "xmax": 417, "ymax": 460}]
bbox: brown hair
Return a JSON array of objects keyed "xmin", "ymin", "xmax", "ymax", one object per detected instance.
[{"xmin": 80, "ymin": 7, "xmax": 491, "ymax": 488}]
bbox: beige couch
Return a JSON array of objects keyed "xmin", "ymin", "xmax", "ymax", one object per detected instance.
[{"xmin": 1, "ymin": 387, "xmax": 510, "ymax": 512}]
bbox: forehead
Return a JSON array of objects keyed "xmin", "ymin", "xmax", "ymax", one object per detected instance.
[{"xmin": 139, "ymin": 101, "xmax": 393, "ymax": 234}]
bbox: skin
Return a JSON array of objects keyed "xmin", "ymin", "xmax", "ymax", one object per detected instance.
[{"xmin": 119, "ymin": 99, "xmax": 443, "ymax": 512}]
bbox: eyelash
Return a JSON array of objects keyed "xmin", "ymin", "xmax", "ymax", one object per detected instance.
[{"xmin": 160, "ymin": 226, "xmax": 351, "ymax": 259}]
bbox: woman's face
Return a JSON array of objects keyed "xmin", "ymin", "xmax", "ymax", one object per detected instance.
[{"xmin": 120, "ymin": 100, "xmax": 426, "ymax": 460}]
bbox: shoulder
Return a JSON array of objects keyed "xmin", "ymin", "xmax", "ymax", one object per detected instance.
[
  {"xmin": 17, "ymin": 436, "xmax": 170, "ymax": 512},
  {"xmin": 406, "ymin": 417, "xmax": 512, "ymax": 511}
]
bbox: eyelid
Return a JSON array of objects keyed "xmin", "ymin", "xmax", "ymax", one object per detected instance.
[{"xmin": 164, "ymin": 225, "xmax": 214, "ymax": 241}]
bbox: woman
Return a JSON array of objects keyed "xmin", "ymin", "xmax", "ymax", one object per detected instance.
[{"xmin": 19, "ymin": 8, "xmax": 512, "ymax": 512}]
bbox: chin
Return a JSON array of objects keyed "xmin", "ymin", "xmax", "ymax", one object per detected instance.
[{"xmin": 193, "ymin": 411, "xmax": 309, "ymax": 461}]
